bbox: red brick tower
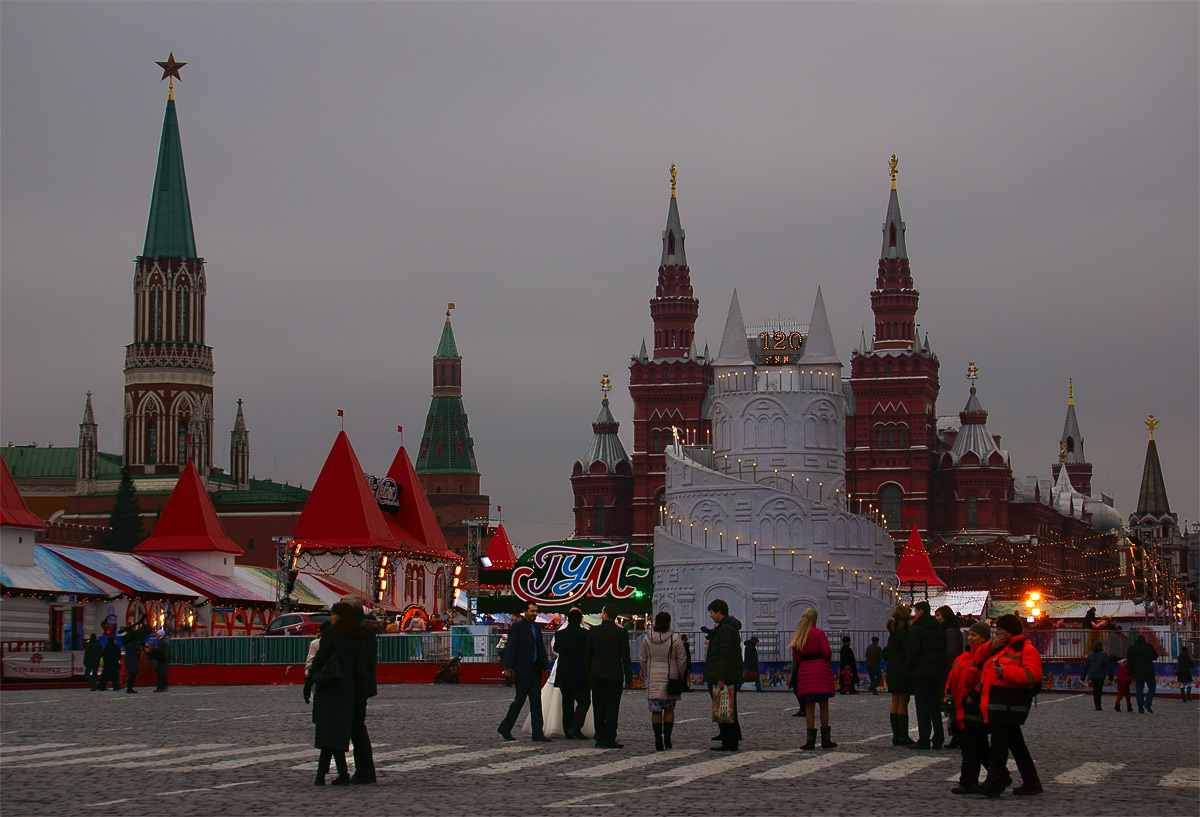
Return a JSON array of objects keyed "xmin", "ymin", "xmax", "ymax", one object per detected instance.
[
  {"xmin": 571, "ymin": 375, "xmax": 634, "ymax": 542},
  {"xmin": 628, "ymin": 167, "xmax": 713, "ymax": 548},
  {"xmin": 846, "ymin": 156, "xmax": 940, "ymax": 535}
]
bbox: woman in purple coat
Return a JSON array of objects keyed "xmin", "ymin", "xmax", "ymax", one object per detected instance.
[{"xmin": 789, "ymin": 608, "xmax": 837, "ymax": 750}]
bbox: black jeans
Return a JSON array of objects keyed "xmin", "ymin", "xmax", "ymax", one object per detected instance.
[
  {"xmin": 912, "ymin": 678, "xmax": 945, "ymax": 746},
  {"xmin": 716, "ymin": 685, "xmax": 742, "ymax": 748},
  {"xmin": 351, "ymin": 697, "xmax": 375, "ymax": 779},
  {"xmin": 559, "ymin": 685, "xmax": 590, "ymax": 736},
  {"xmin": 84, "ymin": 667, "xmax": 100, "ymax": 689},
  {"xmin": 986, "ymin": 721, "xmax": 1038, "ymax": 786},
  {"xmin": 1090, "ymin": 678, "xmax": 1105, "ymax": 709},
  {"xmin": 867, "ymin": 665, "xmax": 882, "ymax": 693},
  {"xmin": 153, "ymin": 660, "xmax": 169, "ymax": 690},
  {"xmin": 958, "ymin": 721, "xmax": 989, "ymax": 785},
  {"xmin": 590, "ymin": 679, "xmax": 624, "ymax": 745},
  {"xmin": 499, "ymin": 674, "xmax": 544, "ymax": 737}
]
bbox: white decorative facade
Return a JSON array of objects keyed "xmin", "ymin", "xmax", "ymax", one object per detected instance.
[{"xmin": 652, "ymin": 289, "xmax": 898, "ymax": 632}]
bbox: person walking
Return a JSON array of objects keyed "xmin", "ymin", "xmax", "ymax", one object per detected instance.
[
  {"xmin": 865, "ymin": 636, "xmax": 883, "ymax": 695},
  {"xmin": 1176, "ymin": 647, "xmax": 1194, "ymax": 703},
  {"xmin": 937, "ymin": 606, "xmax": 964, "ymax": 747},
  {"xmin": 303, "ymin": 601, "xmax": 368, "ymax": 786},
  {"xmin": 340, "ymin": 594, "xmax": 383, "ymax": 784},
  {"xmin": 1113, "ymin": 658, "xmax": 1133, "ymax": 712},
  {"xmin": 704, "ymin": 599, "xmax": 744, "ymax": 751},
  {"xmin": 946, "ymin": 621, "xmax": 993, "ymax": 794},
  {"xmin": 123, "ymin": 634, "xmax": 143, "ymax": 694},
  {"xmin": 839, "ymin": 636, "xmax": 859, "ymax": 694},
  {"xmin": 83, "ymin": 634, "xmax": 103, "ymax": 691},
  {"xmin": 790, "ymin": 608, "xmax": 837, "ymax": 750},
  {"xmin": 974, "ymin": 614, "xmax": 1043, "ymax": 797},
  {"xmin": 638, "ymin": 611, "xmax": 687, "ymax": 751},
  {"xmin": 680, "ymin": 635, "xmax": 693, "ymax": 691},
  {"xmin": 1081, "ymin": 642, "xmax": 1114, "ymax": 711},
  {"xmin": 744, "ymin": 636, "xmax": 762, "ymax": 692},
  {"xmin": 1126, "ymin": 634, "xmax": 1160, "ymax": 713},
  {"xmin": 553, "ymin": 607, "xmax": 591, "ymax": 739},
  {"xmin": 585, "ymin": 605, "xmax": 633, "ymax": 749},
  {"xmin": 148, "ymin": 628, "xmax": 171, "ymax": 693},
  {"xmin": 498, "ymin": 602, "xmax": 551, "ymax": 742},
  {"xmin": 99, "ymin": 635, "xmax": 122, "ymax": 692},
  {"xmin": 884, "ymin": 606, "xmax": 915, "ymax": 746},
  {"xmin": 906, "ymin": 601, "xmax": 946, "ymax": 750}
]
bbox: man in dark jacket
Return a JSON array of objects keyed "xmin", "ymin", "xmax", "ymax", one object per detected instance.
[
  {"xmin": 585, "ymin": 605, "xmax": 632, "ymax": 748},
  {"xmin": 840, "ymin": 636, "xmax": 859, "ymax": 694},
  {"xmin": 905, "ymin": 601, "xmax": 946, "ymax": 749},
  {"xmin": 498, "ymin": 602, "xmax": 551, "ymax": 742},
  {"xmin": 680, "ymin": 635, "xmax": 693, "ymax": 691},
  {"xmin": 744, "ymin": 636, "xmax": 762, "ymax": 692},
  {"xmin": 148, "ymin": 629, "xmax": 170, "ymax": 692},
  {"xmin": 99, "ymin": 636, "xmax": 122, "ymax": 691},
  {"xmin": 1081, "ymin": 642, "xmax": 1114, "ymax": 711},
  {"xmin": 83, "ymin": 634, "xmax": 103, "ymax": 691},
  {"xmin": 341, "ymin": 594, "xmax": 382, "ymax": 783},
  {"xmin": 123, "ymin": 636, "xmax": 143, "ymax": 694},
  {"xmin": 1125, "ymin": 634, "xmax": 1159, "ymax": 713},
  {"xmin": 553, "ymin": 607, "xmax": 590, "ymax": 739},
  {"xmin": 865, "ymin": 637, "xmax": 883, "ymax": 695},
  {"xmin": 704, "ymin": 599, "xmax": 744, "ymax": 751}
]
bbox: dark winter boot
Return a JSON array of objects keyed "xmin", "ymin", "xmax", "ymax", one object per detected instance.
[
  {"xmin": 1012, "ymin": 773, "xmax": 1043, "ymax": 796},
  {"xmin": 663, "ymin": 721, "xmax": 674, "ymax": 750},
  {"xmin": 896, "ymin": 714, "xmax": 916, "ymax": 746},
  {"xmin": 801, "ymin": 728, "xmax": 818, "ymax": 750},
  {"xmin": 653, "ymin": 722, "xmax": 664, "ymax": 751},
  {"xmin": 314, "ymin": 749, "xmax": 332, "ymax": 786},
  {"xmin": 820, "ymin": 726, "xmax": 837, "ymax": 749},
  {"xmin": 890, "ymin": 714, "xmax": 902, "ymax": 746}
]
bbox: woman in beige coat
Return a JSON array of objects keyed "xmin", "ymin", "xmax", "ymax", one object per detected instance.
[{"xmin": 638, "ymin": 611, "xmax": 688, "ymax": 751}]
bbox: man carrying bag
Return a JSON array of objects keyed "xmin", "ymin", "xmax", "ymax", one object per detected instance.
[{"xmin": 704, "ymin": 599, "xmax": 744, "ymax": 751}]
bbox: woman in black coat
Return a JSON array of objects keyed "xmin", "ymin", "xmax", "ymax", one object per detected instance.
[
  {"xmin": 553, "ymin": 607, "xmax": 591, "ymax": 739},
  {"xmin": 883, "ymin": 606, "xmax": 915, "ymax": 746},
  {"xmin": 303, "ymin": 602, "xmax": 367, "ymax": 786}
]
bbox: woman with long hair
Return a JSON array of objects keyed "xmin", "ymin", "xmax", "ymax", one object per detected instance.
[
  {"xmin": 884, "ymin": 605, "xmax": 915, "ymax": 746},
  {"xmin": 638, "ymin": 611, "xmax": 688, "ymax": 750},
  {"xmin": 789, "ymin": 608, "xmax": 836, "ymax": 750},
  {"xmin": 304, "ymin": 601, "xmax": 367, "ymax": 786}
]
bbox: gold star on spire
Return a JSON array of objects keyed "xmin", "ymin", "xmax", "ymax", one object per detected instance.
[
  {"xmin": 156, "ymin": 52, "xmax": 186, "ymax": 99},
  {"xmin": 601, "ymin": 374, "xmax": 611, "ymax": 400},
  {"xmin": 446, "ymin": 302, "xmax": 455, "ymax": 322}
]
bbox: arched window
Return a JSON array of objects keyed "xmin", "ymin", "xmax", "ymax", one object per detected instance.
[
  {"xmin": 652, "ymin": 431, "xmax": 660, "ymax": 453},
  {"xmin": 1066, "ymin": 437, "xmax": 1074, "ymax": 453},
  {"xmin": 886, "ymin": 361, "xmax": 893, "ymax": 376},
  {"xmin": 876, "ymin": 426, "xmax": 885, "ymax": 448},
  {"xmin": 594, "ymin": 502, "xmax": 605, "ymax": 536},
  {"xmin": 887, "ymin": 427, "xmax": 895, "ymax": 447},
  {"xmin": 146, "ymin": 418, "xmax": 158, "ymax": 463},
  {"xmin": 966, "ymin": 496, "xmax": 978, "ymax": 528},
  {"xmin": 150, "ymin": 290, "xmax": 163, "ymax": 341},
  {"xmin": 667, "ymin": 232, "xmax": 676, "ymax": 255},
  {"xmin": 176, "ymin": 289, "xmax": 189, "ymax": 340},
  {"xmin": 898, "ymin": 426, "xmax": 906, "ymax": 447},
  {"xmin": 889, "ymin": 223, "xmax": 897, "ymax": 247},
  {"xmin": 881, "ymin": 485, "xmax": 902, "ymax": 531}
]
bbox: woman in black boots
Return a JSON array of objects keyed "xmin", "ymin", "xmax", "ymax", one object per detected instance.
[
  {"xmin": 638, "ymin": 611, "xmax": 688, "ymax": 750},
  {"xmin": 304, "ymin": 602, "xmax": 367, "ymax": 786},
  {"xmin": 883, "ymin": 606, "xmax": 915, "ymax": 746}
]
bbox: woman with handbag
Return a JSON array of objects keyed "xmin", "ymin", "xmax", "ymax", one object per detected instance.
[
  {"xmin": 303, "ymin": 602, "xmax": 367, "ymax": 786},
  {"xmin": 638, "ymin": 611, "xmax": 688, "ymax": 751},
  {"xmin": 789, "ymin": 608, "xmax": 837, "ymax": 749}
]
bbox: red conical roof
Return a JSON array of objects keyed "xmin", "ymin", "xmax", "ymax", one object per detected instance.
[
  {"xmin": 381, "ymin": 445, "xmax": 455, "ymax": 560},
  {"xmin": 484, "ymin": 523, "xmax": 516, "ymax": 570},
  {"xmin": 0, "ymin": 457, "xmax": 46, "ymax": 530},
  {"xmin": 134, "ymin": 460, "xmax": 243, "ymax": 554},
  {"xmin": 292, "ymin": 431, "xmax": 398, "ymax": 551},
  {"xmin": 896, "ymin": 526, "xmax": 945, "ymax": 587}
]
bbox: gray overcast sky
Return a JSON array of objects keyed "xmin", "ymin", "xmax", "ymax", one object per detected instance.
[{"xmin": 2, "ymin": 2, "xmax": 1197, "ymax": 551}]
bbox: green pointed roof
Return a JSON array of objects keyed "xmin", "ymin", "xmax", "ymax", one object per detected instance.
[
  {"xmin": 415, "ymin": 397, "xmax": 478, "ymax": 474},
  {"xmin": 142, "ymin": 98, "xmax": 197, "ymax": 258},
  {"xmin": 435, "ymin": 318, "xmax": 460, "ymax": 358},
  {"xmin": 1135, "ymin": 438, "xmax": 1171, "ymax": 517}
]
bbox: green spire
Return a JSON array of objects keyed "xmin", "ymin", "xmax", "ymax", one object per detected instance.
[
  {"xmin": 436, "ymin": 316, "xmax": 460, "ymax": 358},
  {"xmin": 142, "ymin": 98, "xmax": 197, "ymax": 258}
]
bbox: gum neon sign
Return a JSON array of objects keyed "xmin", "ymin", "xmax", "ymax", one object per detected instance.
[{"xmin": 511, "ymin": 543, "xmax": 649, "ymax": 606}]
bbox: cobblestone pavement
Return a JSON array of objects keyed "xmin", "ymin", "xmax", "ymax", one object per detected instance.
[{"xmin": 2, "ymin": 684, "xmax": 1197, "ymax": 816}]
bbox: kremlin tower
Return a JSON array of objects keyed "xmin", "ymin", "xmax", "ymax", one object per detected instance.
[{"xmin": 570, "ymin": 375, "xmax": 633, "ymax": 542}]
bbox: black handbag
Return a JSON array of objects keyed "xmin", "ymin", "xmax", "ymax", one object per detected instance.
[
  {"xmin": 666, "ymin": 636, "xmax": 686, "ymax": 696},
  {"xmin": 309, "ymin": 651, "xmax": 344, "ymax": 686}
]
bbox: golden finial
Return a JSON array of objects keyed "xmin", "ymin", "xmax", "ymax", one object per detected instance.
[
  {"xmin": 446, "ymin": 302, "xmax": 455, "ymax": 322},
  {"xmin": 1060, "ymin": 441, "xmax": 1067, "ymax": 462},
  {"xmin": 670, "ymin": 164, "xmax": 677, "ymax": 199},
  {"xmin": 966, "ymin": 361, "xmax": 978, "ymax": 388},
  {"xmin": 156, "ymin": 52, "xmax": 186, "ymax": 100},
  {"xmin": 1145, "ymin": 414, "xmax": 1159, "ymax": 441},
  {"xmin": 1068, "ymin": 377, "xmax": 1074, "ymax": 405},
  {"xmin": 889, "ymin": 154, "xmax": 899, "ymax": 190},
  {"xmin": 601, "ymin": 374, "xmax": 611, "ymax": 400}
]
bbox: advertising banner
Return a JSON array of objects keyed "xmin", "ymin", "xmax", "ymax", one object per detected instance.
[{"xmin": 2, "ymin": 652, "xmax": 76, "ymax": 679}]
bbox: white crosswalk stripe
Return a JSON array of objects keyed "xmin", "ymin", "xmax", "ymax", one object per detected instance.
[
  {"xmin": 851, "ymin": 755, "xmax": 949, "ymax": 781},
  {"xmin": 108, "ymin": 743, "xmax": 299, "ymax": 768},
  {"xmin": 285, "ymin": 744, "xmax": 465, "ymax": 770},
  {"xmin": 1055, "ymin": 762, "xmax": 1125, "ymax": 785},
  {"xmin": 565, "ymin": 750, "xmax": 703, "ymax": 777},
  {"xmin": 469, "ymin": 746, "xmax": 597, "ymax": 774},
  {"xmin": 1158, "ymin": 767, "xmax": 1199, "ymax": 787},
  {"xmin": 2, "ymin": 744, "xmax": 144, "ymax": 764},
  {"xmin": 751, "ymin": 751, "xmax": 865, "ymax": 780},
  {"xmin": 651, "ymin": 750, "xmax": 793, "ymax": 783},
  {"xmin": 13, "ymin": 744, "xmax": 229, "ymax": 769},
  {"xmin": 377, "ymin": 745, "xmax": 536, "ymax": 773},
  {"xmin": 945, "ymin": 759, "xmax": 1019, "ymax": 782}
]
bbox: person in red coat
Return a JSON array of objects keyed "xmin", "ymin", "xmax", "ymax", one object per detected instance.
[
  {"xmin": 788, "ymin": 608, "xmax": 837, "ymax": 750},
  {"xmin": 1114, "ymin": 658, "xmax": 1133, "ymax": 712},
  {"xmin": 974, "ymin": 614, "xmax": 1043, "ymax": 797},
  {"xmin": 945, "ymin": 621, "xmax": 993, "ymax": 794}
]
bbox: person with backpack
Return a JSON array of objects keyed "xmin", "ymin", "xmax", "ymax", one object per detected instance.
[
  {"xmin": 973, "ymin": 614, "xmax": 1043, "ymax": 797},
  {"xmin": 1081, "ymin": 642, "xmax": 1113, "ymax": 711}
]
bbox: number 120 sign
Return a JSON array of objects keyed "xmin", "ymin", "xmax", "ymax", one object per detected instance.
[{"xmin": 511, "ymin": 542, "xmax": 650, "ymax": 606}]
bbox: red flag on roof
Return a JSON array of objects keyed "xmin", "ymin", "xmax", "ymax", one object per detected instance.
[
  {"xmin": 896, "ymin": 526, "xmax": 945, "ymax": 587},
  {"xmin": 291, "ymin": 431, "xmax": 397, "ymax": 551},
  {"xmin": 380, "ymin": 444, "xmax": 455, "ymax": 560},
  {"xmin": 134, "ymin": 461, "xmax": 243, "ymax": 554},
  {"xmin": 0, "ymin": 457, "xmax": 47, "ymax": 530},
  {"xmin": 484, "ymin": 523, "xmax": 517, "ymax": 570}
]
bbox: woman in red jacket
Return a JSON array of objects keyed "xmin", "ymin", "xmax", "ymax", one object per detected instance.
[
  {"xmin": 789, "ymin": 608, "xmax": 837, "ymax": 750},
  {"xmin": 945, "ymin": 621, "xmax": 994, "ymax": 794},
  {"xmin": 974, "ymin": 614, "xmax": 1043, "ymax": 797}
]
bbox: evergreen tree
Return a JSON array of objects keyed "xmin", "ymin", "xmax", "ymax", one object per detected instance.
[{"xmin": 103, "ymin": 466, "xmax": 144, "ymax": 552}]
